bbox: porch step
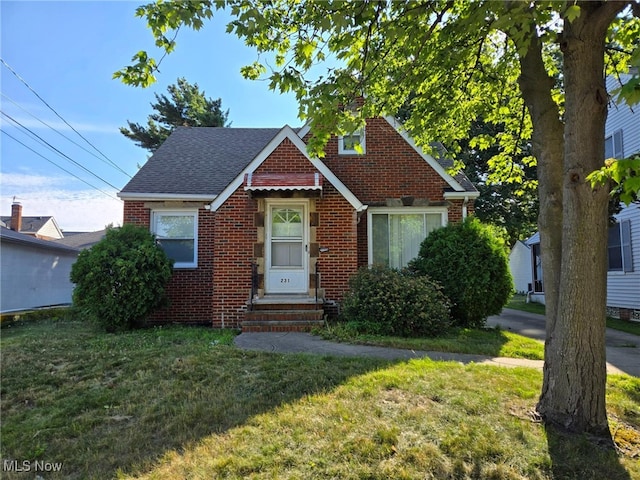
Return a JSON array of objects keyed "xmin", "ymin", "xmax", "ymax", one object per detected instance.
[
  {"xmin": 243, "ymin": 296, "xmax": 324, "ymax": 332},
  {"xmin": 242, "ymin": 319, "xmax": 325, "ymax": 333}
]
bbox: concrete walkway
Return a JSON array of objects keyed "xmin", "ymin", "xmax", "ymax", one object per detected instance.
[
  {"xmin": 234, "ymin": 308, "xmax": 639, "ymax": 376},
  {"xmin": 488, "ymin": 308, "xmax": 640, "ymax": 377}
]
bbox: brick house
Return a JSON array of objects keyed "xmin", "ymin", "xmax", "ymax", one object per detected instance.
[{"xmin": 118, "ymin": 116, "xmax": 478, "ymax": 331}]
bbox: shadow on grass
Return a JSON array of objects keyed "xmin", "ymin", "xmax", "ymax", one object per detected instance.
[
  {"xmin": 0, "ymin": 320, "xmax": 395, "ymax": 480},
  {"xmin": 546, "ymin": 425, "xmax": 632, "ymax": 480}
]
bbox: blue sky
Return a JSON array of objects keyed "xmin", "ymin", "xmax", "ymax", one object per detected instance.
[{"xmin": 1, "ymin": 1, "xmax": 301, "ymax": 231}]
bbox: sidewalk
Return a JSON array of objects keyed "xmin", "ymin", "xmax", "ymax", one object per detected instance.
[
  {"xmin": 488, "ymin": 308, "xmax": 639, "ymax": 376},
  {"xmin": 234, "ymin": 308, "xmax": 639, "ymax": 376},
  {"xmin": 234, "ymin": 331, "xmax": 545, "ymax": 370}
]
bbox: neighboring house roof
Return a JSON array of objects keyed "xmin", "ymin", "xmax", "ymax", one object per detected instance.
[
  {"xmin": 118, "ymin": 120, "xmax": 478, "ymax": 202},
  {"xmin": 526, "ymin": 232, "xmax": 540, "ymax": 246},
  {"xmin": 0, "ymin": 226, "xmax": 79, "ymax": 254},
  {"xmin": 0, "ymin": 215, "xmax": 63, "ymax": 238},
  {"xmin": 54, "ymin": 229, "xmax": 107, "ymax": 250},
  {"xmin": 119, "ymin": 127, "xmax": 282, "ymax": 199}
]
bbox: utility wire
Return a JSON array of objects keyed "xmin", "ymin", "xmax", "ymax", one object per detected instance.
[
  {"xmin": 0, "ymin": 57, "xmax": 128, "ymax": 176},
  {"xmin": 1, "ymin": 110, "xmax": 120, "ymax": 191},
  {"xmin": 1, "ymin": 92, "xmax": 132, "ymax": 178},
  {"xmin": 1, "ymin": 129, "xmax": 121, "ymax": 201}
]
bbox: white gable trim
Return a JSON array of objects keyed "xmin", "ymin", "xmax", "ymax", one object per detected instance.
[
  {"xmin": 382, "ymin": 116, "xmax": 464, "ymax": 192},
  {"xmin": 298, "ymin": 117, "xmax": 469, "ymax": 193},
  {"xmin": 210, "ymin": 126, "xmax": 366, "ymax": 212}
]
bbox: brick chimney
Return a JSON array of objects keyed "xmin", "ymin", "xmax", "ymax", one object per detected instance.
[{"xmin": 11, "ymin": 202, "xmax": 22, "ymax": 232}]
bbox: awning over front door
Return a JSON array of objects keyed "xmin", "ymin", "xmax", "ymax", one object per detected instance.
[{"xmin": 244, "ymin": 172, "xmax": 323, "ymax": 192}]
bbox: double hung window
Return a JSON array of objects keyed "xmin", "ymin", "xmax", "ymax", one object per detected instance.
[
  {"xmin": 608, "ymin": 219, "xmax": 633, "ymax": 272},
  {"xmin": 152, "ymin": 211, "xmax": 198, "ymax": 268}
]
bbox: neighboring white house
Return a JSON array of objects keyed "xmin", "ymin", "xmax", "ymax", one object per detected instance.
[
  {"xmin": 509, "ymin": 74, "xmax": 639, "ymax": 320},
  {"xmin": 0, "ymin": 226, "xmax": 79, "ymax": 313},
  {"xmin": 604, "ymin": 74, "xmax": 639, "ymax": 320},
  {"xmin": 509, "ymin": 240, "xmax": 532, "ymax": 293},
  {"xmin": 1, "ymin": 202, "xmax": 64, "ymax": 240}
]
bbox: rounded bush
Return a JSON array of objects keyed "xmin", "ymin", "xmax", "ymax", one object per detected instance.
[
  {"xmin": 70, "ymin": 224, "xmax": 173, "ymax": 332},
  {"xmin": 409, "ymin": 218, "xmax": 513, "ymax": 328},
  {"xmin": 341, "ymin": 265, "xmax": 451, "ymax": 337}
]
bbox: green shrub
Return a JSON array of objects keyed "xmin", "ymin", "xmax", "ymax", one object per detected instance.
[
  {"xmin": 409, "ymin": 218, "xmax": 513, "ymax": 328},
  {"xmin": 70, "ymin": 224, "xmax": 173, "ymax": 332},
  {"xmin": 341, "ymin": 265, "xmax": 451, "ymax": 337}
]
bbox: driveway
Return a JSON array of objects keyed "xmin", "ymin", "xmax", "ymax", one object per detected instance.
[{"xmin": 487, "ymin": 308, "xmax": 640, "ymax": 377}]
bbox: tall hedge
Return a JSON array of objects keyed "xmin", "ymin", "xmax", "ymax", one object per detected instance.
[
  {"xmin": 70, "ymin": 224, "xmax": 173, "ymax": 332},
  {"xmin": 409, "ymin": 218, "xmax": 513, "ymax": 328}
]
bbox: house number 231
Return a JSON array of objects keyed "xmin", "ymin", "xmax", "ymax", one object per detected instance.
[{"xmin": 280, "ymin": 278, "xmax": 291, "ymax": 283}]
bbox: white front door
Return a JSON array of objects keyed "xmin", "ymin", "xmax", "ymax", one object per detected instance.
[{"xmin": 266, "ymin": 202, "xmax": 309, "ymax": 294}]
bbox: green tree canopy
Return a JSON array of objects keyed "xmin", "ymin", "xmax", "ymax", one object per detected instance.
[
  {"xmin": 120, "ymin": 77, "xmax": 230, "ymax": 152},
  {"xmin": 117, "ymin": 0, "xmax": 640, "ymax": 442}
]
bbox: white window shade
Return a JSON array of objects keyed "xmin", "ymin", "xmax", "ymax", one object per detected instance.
[{"xmin": 153, "ymin": 211, "xmax": 198, "ymax": 268}]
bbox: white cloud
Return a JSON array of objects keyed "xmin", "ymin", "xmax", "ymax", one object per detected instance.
[{"xmin": 1, "ymin": 172, "xmax": 122, "ymax": 232}]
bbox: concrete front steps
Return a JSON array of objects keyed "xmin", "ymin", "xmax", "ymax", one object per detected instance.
[{"xmin": 243, "ymin": 295, "xmax": 324, "ymax": 332}]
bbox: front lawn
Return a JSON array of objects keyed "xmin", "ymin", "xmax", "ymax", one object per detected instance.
[{"xmin": 1, "ymin": 316, "xmax": 638, "ymax": 479}]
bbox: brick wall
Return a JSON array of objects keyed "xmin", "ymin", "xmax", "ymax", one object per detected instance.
[
  {"xmin": 123, "ymin": 201, "xmax": 215, "ymax": 325},
  {"xmin": 321, "ymin": 117, "xmax": 451, "ymax": 203},
  {"xmin": 317, "ymin": 117, "xmax": 474, "ymax": 267},
  {"xmin": 121, "ymin": 120, "xmax": 474, "ymax": 327}
]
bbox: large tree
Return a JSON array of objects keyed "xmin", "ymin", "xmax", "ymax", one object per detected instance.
[
  {"xmin": 117, "ymin": 1, "xmax": 640, "ymax": 440},
  {"xmin": 120, "ymin": 77, "xmax": 229, "ymax": 152}
]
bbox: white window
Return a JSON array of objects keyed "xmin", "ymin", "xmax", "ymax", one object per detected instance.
[
  {"xmin": 608, "ymin": 219, "xmax": 633, "ymax": 272},
  {"xmin": 605, "ymin": 129, "xmax": 624, "ymax": 159},
  {"xmin": 368, "ymin": 208, "xmax": 447, "ymax": 269},
  {"xmin": 338, "ymin": 128, "xmax": 366, "ymax": 155},
  {"xmin": 152, "ymin": 210, "xmax": 198, "ymax": 268}
]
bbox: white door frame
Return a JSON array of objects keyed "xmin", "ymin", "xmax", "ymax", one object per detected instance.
[{"xmin": 265, "ymin": 199, "xmax": 309, "ymax": 294}]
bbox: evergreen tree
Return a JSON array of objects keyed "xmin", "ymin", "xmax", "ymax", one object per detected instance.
[{"xmin": 120, "ymin": 77, "xmax": 229, "ymax": 152}]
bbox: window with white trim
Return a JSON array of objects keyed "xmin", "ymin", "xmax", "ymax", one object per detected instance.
[
  {"xmin": 338, "ymin": 128, "xmax": 365, "ymax": 154},
  {"xmin": 368, "ymin": 208, "xmax": 446, "ymax": 269},
  {"xmin": 605, "ymin": 129, "xmax": 624, "ymax": 159},
  {"xmin": 608, "ymin": 219, "xmax": 633, "ymax": 272},
  {"xmin": 152, "ymin": 210, "xmax": 198, "ymax": 268}
]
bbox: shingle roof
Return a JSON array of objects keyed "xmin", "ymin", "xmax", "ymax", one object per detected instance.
[
  {"xmin": 54, "ymin": 230, "xmax": 107, "ymax": 250},
  {"xmin": 0, "ymin": 227, "xmax": 79, "ymax": 254},
  {"xmin": 120, "ymin": 127, "xmax": 282, "ymax": 196},
  {"xmin": 119, "ymin": 124, "xmax": 477, "ymax": 197},
  {"xmin": 0, "ymin": 216, "xmax": 55, "ymax": 234}
]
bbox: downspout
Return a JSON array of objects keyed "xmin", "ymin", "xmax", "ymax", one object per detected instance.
[{"xmin": 462, "ymin": 196, "xmax": 469, "ymax": 220}]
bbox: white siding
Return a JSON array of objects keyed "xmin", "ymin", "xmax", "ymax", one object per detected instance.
[
  {"xmin": 604, "ymin": 75, "xmax": 640, "ymax": 311},
  {"xmin": 607, "ymin": 205, "xmax": 640, "ymax": 310},
  {"xmin": 509, "ymin": 241, "xmax": 532, "ymax": 293},
  {"xmin": 605, "ymin": 75, "xmax": 640, "ymax": 158},
  {"xmin": 0, "ymin": 239, "xmax": 78, "ymax": 312},
  {"xmin": 37, "ymin": 218, "xmax": 64, "ymax": 239}
]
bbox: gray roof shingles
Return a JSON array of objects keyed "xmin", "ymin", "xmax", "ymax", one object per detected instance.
[
  {"xmin": 120, "ymin": 127, "xmax": 282, "ymax": 196},
  {"xmin": 119, "ymin": 125, "xmax": 477, "ymax": 196},
  {"xmin": 0, "ymin": 227, "xmax": 79, "ymax": 254}
]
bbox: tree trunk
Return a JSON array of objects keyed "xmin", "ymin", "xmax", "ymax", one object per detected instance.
[{"xmin": 532, "ymin": 2, "xmax": 625, "ymax": 437}]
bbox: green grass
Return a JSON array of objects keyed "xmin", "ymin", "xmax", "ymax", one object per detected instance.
[
  {"xmin": 1, "ymin": 316, "xmax": 639, "ymax": 480},
  {"xmin": 507, "ymin": 294, "xmax": 640, "ymax": 336},
  {"xmin": 318, "ymin": 322, "xmax": 545, "ymax": 360}
]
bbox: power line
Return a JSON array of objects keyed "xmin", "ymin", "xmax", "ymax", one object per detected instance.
[
  {"xmin": 1, "ymin": 129, "xmax": 121, "ymax": 202},
  {"xmin": 1, "ymin": 92, "xmax": 132, "ymax": 178},
  {"xmin": 0, "ymin": 57, "xmax": 128, "ymax": 177},
  {"xmin": 1, "ymin": 110, "xmax": 121, "ymax": 191}
]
